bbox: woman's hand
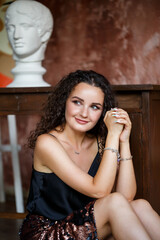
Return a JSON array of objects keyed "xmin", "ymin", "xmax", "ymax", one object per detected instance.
[
  {"xmin": 103, "ymin": 108, "xmax": 124, "ymax": 136},
  {"xmin": 104, "ymin": 108, "xmax": 132, "ymax": 143},
  {"xmin": 111, "ymin": 108, "xmax": 132, "ymax": 143}
]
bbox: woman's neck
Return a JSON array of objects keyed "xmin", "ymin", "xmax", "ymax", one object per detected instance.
[{"xmin": 62, "ymin": 125, "xmax": 86, "ymax": 151}]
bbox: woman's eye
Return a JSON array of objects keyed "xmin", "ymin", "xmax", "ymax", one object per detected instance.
[
  {"xmin": 91, "ymin": 105, "xmax": 99, "ymax": 110},
  {"xmin": 72, "ymin": 100, "xmax": 81, "ymax": 105}
]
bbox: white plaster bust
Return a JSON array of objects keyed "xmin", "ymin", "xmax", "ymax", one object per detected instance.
[{"xmin": 5, "ymin": 0, "xmax": 54, "ymax": 87}]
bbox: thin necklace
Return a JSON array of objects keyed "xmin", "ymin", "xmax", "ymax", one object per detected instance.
[
  {"xmin": 64, "ymin": 140, "xmax": 81, "ymax": 155},
  {"xmin": 69, "ymin": 144, "xmax": 80, "ymax": 155},
  {"xmin": 74, "ymin": 150, "xmax": 80, "ymax": 155}
]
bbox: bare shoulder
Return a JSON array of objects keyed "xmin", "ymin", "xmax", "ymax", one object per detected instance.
[
  {"xmin": 35, "ymin": 133, "xmax": 62, "ymax": 150},
  {"xmin": 34, "ymin": 133, "xmax": 66, "ymax": 172},
  {"xmin": 36, "ymin": 133, "xmax": 53, "ymax": 144}
]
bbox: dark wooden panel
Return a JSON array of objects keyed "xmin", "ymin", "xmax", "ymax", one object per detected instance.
[
  {"xmin": 115, "ymin": 93, "xmax": 141, "ymax": 110},
  {"xmin": 112, "ymin": 84, "xmax": 160, "ymax": 91},
  {"xmin": 0, "ymin": 218, "xmax": 23, "ymax": 240},
  {"xmin": 129, "ymin": 113, "xmax": 143, "ymax": 199},
  {"xmin": 141, "ymin": 92, "xmax": 150, "ymax": 201},
  {"xmin": 150, "ymin": 95, "xmax": 160, "ymax": 213},
  {"xmin": 0, "ymin": 93, "xmax": 48, "ymax": 115},
  {"xmin": 0, "ymin": 87, "xmax": 53, "ymax": 115}
]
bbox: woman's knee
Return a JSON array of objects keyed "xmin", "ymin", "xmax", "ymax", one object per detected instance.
[
  {"xmin": 95, "ymin": 192, "xmax": 128, "ymax": 220},
  {"xmin": 131, "ymin": 199, "xmax": 152, "ymax": 214},
  {"xmin": 94, "ymin": 193, "xmax": 128, "ymax": 238},
  {"xmin": 106, "ymin": 192, "xmax": 129, "ymax": 211}
]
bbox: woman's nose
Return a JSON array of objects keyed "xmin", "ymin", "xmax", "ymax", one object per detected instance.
[{"xmin": 80, "ymin": 106, "xmax": 88, "ymax": 117}]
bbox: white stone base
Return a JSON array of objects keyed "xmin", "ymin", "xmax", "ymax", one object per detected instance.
[{"xmin": 7, "ymin": 62, "xmax": 51, "ymax": 87}]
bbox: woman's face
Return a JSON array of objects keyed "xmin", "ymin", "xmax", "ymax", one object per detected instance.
[{"xmin": 65, "ymin": 82, "xmax": 104, "ymax": 133}]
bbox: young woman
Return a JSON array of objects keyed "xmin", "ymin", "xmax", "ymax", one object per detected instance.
[{"xmin": 20, "ymin": 70, "xmax": 160, "ymax": 240}]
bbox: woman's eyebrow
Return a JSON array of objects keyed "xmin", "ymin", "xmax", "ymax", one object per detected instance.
[
  {"xmin": 71, "ymin": 96, "xmax": 84, "ymax": 101},
  {"xmin": 72, "ymin": 96, "xmax": 103, "ymax": 106},
  {"xmin": 92, "ymin": 102, "xmax": 103, "ymax": 107}
]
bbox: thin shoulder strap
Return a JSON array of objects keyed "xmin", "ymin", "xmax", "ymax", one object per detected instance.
[
  {"xmin": 97, "ymin": 137, "xmax": 100, "ymax": 151},
  {"xmin": 48, "ymin": 133, "xmax": 57, "ymax": 138}
]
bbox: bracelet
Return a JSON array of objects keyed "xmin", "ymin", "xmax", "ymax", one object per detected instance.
[
  {"xmin": 120, "ymin": 156, "xmax": 133, "ymax": 161},
  {"xmin": 104, "ymin": 147, "xmax": 121, "ymax": 162}
]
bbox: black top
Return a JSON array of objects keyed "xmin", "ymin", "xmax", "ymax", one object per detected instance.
[{"xmin": 27, "ymin": 152, "xmax": 100, "ymax": 220}]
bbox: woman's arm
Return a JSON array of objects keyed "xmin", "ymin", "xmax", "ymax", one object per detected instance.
[
  {"xmin": 114, "ymin": 109, "xmax": 137, "ymax": 201},
  {"xmin": 116, "ymin": 141, "xmax": 137, "ymax": 201},
  {"xmin": 33, "ymin": 110, "xmax": 123, "ymax": 199}
]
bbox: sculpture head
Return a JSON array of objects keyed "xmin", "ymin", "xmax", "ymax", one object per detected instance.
[{"xmin": 5, "ymin": 0, "xmax": 53, "ymax": 62}]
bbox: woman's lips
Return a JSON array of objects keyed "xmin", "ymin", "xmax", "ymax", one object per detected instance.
[{"xmin": 75, "ymin": 118, "xmax": 89, "ymax": 124}]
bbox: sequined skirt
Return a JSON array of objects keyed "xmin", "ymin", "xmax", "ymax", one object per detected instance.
[{"xmin": 19, "ymin": 201, "xmax": 99, "ymax": 240}]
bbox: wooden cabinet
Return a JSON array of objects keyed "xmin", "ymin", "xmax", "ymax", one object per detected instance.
[
  {"xmin": 0, "ymin": 87, "xmax": 52, "ymax": 115},
  {"xmin": 113, "ymin": 85, "xmax": 160, "ymax": 214},
  {"xmin": 0, "ymin": 85, "xmax": 160, "ymax": 214}
]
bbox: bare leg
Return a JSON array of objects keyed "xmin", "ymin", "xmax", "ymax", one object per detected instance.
[
  {"xmin": 131, "ymin": 199, "xmax": 160, "ymax": 240},
  {"xmin": 105, "ymin": 235, "xmax": 115, "ymax": 240},
  {"xmin": 94, "ymin": 192, "xmax": 151, "ymax": 240}
]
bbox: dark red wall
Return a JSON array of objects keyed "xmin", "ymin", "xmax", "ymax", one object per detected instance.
[{"xmin": 41, "ymin": 0, "xmax": 160, "ymax": 85}]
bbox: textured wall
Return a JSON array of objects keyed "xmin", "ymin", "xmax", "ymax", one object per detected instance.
[
  {"xmin": 41, "ymin": 0, "xmax": 160, "ymax": 85},
  {"xmin": 2, "ymin": 0, "xmax": 160, "ymax": 198}
]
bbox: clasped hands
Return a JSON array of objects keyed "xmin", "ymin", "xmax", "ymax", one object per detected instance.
[{"xmin": 103, "ymin": 108, "xmax": 132, "ymax": 143}]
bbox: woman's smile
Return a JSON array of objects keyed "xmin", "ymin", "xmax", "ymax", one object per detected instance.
[
  {"xmin": 65, "ymin": 82, "xmax": 104, "ymax": 132},
  {"xmin": 75, "ymin": 117, "xmax": 89, "ymax": 125}
]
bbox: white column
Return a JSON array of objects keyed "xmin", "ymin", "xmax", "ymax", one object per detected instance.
[
  {"xmin": 8, "ymin": 115, "xmax": 24, "ymax": 213},
  {"xmin": 0, "ymin": 122, "xmax": 5, "ymax": 203}
]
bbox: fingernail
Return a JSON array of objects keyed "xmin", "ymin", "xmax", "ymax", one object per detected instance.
[{"xmin": 115, "ymin": 119, "xmax": 121, "ymax": 123}]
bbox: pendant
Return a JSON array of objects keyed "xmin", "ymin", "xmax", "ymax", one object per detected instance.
[{"xmin": 75, "ymin": 151, "xmax": 80, "ymax": 155}]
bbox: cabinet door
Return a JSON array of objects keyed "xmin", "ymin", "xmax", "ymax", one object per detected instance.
[
  {"xmin": 115, "ymin": 92, "xmax": 143, "ymax": 199},
  {"xmin": 150, "ymin": 93, "xmax": 160, "ymax": 213},
  {"xmin": 129, "ymin": 113, "xmax": 143, "ymax": 199}
]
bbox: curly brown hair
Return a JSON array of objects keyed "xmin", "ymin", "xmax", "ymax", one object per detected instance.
[{"xmin": 28, "ymin": 70, "xmax": 115, "ymax": 149}]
